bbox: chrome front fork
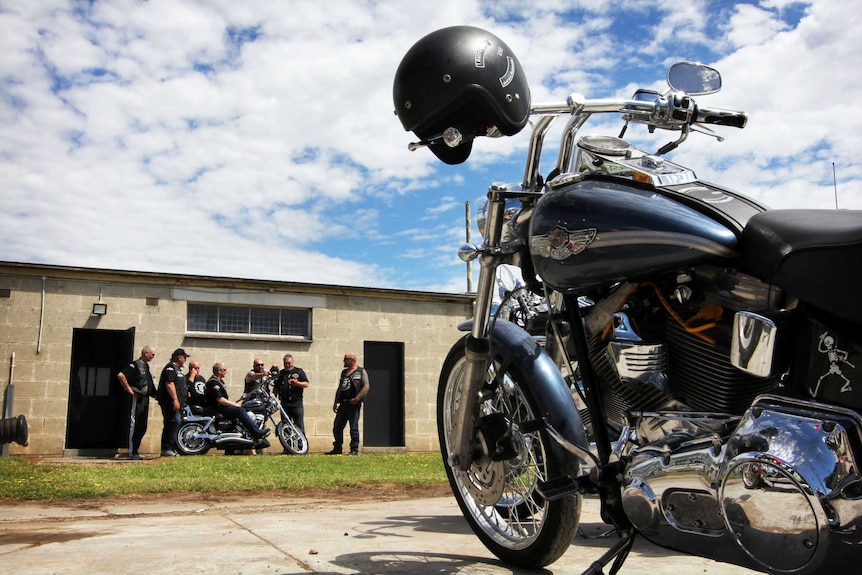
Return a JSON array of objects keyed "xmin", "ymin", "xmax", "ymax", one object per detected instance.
[
  {"xmin": 449, "ymin": 114, "xmax": 557, "ymax": 472},
  {"xmin": 449, "ymin": 184, "xmax": 509, "ymax": 472}
]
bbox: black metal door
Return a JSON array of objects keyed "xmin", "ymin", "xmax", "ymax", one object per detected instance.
[
  {"xmin": 66, "ymin": 327, "xmax": 136, "ymax": 449},
  {"xmin": 362, "ymin": 341, "xmax": 405, "ymax": 447}
]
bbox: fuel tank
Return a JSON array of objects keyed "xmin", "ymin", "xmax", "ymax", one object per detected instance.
[{"xmin": 529, "ymin": 175, "xmax": 744, "ymax": 291}]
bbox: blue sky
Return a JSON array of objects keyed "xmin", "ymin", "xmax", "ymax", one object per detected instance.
[{"xmin": 1, "ymin": 0, "xmax": 859, "ymax": 293}]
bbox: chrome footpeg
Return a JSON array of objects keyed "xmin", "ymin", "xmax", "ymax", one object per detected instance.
[{"xmin": 537, "ymin": 475, "xmax": 580, "ymax": 501}]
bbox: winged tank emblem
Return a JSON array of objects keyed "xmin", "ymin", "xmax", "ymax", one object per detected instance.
[{"xmin": 531, "ymin": 226, "xmax": 597, "ymax": 260}]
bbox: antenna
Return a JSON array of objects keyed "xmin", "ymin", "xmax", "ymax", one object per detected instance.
[{"xmin": 833, "ymin": 162, "xmax": 839, "ymax": 209}]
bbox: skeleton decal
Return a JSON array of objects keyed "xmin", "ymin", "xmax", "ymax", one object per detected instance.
[{"xmin": 810, "ymin": 331, "xmax": 856, "ymax": 397}]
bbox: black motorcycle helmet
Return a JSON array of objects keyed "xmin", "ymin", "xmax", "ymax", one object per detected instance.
[{"xmin": 393, "ymin": 26, "xmax": 531, "ymax": 164}]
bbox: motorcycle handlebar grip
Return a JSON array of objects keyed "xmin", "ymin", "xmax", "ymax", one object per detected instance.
[{"xmin": 695, "ymin": 105, "xmax": 748, "ymax": 128}]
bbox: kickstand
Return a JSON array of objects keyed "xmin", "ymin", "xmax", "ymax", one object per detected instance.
[
  {"xmin": 579, "ymin": 530, "xmax": 635, "ymax": 575},
  {"xmin": 577, "ymin": 526, "xmax": 617, "ymax": 539}
]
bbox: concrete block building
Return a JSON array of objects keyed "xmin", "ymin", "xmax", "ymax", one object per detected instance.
[{"xmin": 0, "ymin": 261, "xmax": 472, "ymax": 456}]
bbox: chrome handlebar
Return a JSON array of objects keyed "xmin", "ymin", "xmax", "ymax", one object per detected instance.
[
  {"xmin": 522, "ymin": 92, "xmax": 745, "ymax": 191},
  {"xmin": 407, "ymin": 90, "xmax": 745, "ymax": 193}
]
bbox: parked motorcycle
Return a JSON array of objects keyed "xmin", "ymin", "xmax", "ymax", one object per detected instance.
[
  {"xmin": 176, "ymin": 377, "xmax": 308, "ymax": 455},
  {"xmin": 394, "ymin": 26, "xmax": 862, "ymax": 574},
  {"xmin": 242, "ymin": 376, "xmax": 309, "ymax": 455}
]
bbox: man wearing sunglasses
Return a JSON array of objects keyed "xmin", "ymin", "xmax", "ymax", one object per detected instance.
[{"xmin": 244, "ymin": 358, "xmax": 271, "ymax": 395}]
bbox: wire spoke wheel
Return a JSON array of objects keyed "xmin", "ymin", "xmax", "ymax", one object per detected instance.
[
  {"xmin": 176, "ymin": 422, "xmax": 210, "ymax": 455},
  {"xmin": 277, "ymin": 420, "xmax": 309, "ymax": 454},
  {"xmin": 438, "ymin": 336, "xmax": 581, "ymax": 568}
]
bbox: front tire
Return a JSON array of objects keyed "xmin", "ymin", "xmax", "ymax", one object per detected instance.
[
  {"xmin": 438, "ymin": 336, "xmax": 582, "ymax": 568},
  {"xmin": 277, "ymin": 420, "xmax": 308, "ymax": 455},
  {"xmin": 176, "ymin": 422, "xmax": 210, "ymax": 455},
  {"xmin": 742, "ymin": 462, "xmax": 764, "ymax": 489}
]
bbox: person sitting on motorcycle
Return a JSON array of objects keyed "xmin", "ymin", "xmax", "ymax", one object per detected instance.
[{"xmin": 205, "ymin": 363, "xmax": 270, "ymax": 445}]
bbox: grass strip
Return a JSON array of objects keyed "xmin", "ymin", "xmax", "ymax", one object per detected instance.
[{"xmin": 0, "ymin": 452, "xmax": 448, "ymax": 501}]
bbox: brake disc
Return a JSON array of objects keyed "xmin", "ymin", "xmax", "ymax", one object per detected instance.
[{"xmin": 460, "ymin": 458, "xmax": 506, "ymax": 505}]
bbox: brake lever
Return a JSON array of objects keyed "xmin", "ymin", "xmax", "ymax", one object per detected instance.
[{"xmin": 690, "ymin": 123, "xmax": 725, "ymax": 142}]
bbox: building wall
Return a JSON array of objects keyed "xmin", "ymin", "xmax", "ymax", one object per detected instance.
[{"xmin": 0, "ymin": 264, "xmax": 472, "ymax": 456}]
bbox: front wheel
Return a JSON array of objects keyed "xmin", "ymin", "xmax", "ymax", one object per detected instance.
[
  {"xmin": 176, "ymin": 421, "xmax": 210, "ymax": 455},
  {"xmin": 742, "ymin": 462, "xmax": 764, "ymax": 489},
  {"xmin": 438, "ymin": 336, "xmax": 582, "ymax": 569},
  {"xmin": 277, "ymin": 420, "xmax": 308, "ymax": 454}
]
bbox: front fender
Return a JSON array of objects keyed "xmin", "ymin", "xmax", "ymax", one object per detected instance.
[{"xmin": 465, "ymin": 319, "xmax": 589, "ymax": 464}]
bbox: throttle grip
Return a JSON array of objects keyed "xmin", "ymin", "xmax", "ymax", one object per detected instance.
[{"xmin": 696, "ymin": 105, "xmax": 747, "ymax": 128}]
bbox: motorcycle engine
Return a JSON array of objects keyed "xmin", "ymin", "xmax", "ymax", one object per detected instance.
[
  {"xmin": 604, "ymin": 267, "xmax": 862, "ymax": 572},
  {"xmin": 664, "ymin": 266, "xmax": 784, "ymax": 413},
  {"xmin": 620, "ymin": 394, "xmax": 862, "ymax": 573},
  {"xmin": 588, "ymin": 265, "xmax": 784, "ymax": 432},
  {"xmin": 215, "ymin": 419, "xmax": 234, "ymax": 432}
]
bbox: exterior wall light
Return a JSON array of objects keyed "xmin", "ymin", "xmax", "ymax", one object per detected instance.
[{"xmin": 92, "ymin": 302, "xmax": 108, "ymax": 316}]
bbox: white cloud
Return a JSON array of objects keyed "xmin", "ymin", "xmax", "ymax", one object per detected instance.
[
  {"xmin": 725, "ymin": 4, "xmax": 790, "ymax": 47},
  {"xmin": 1, "ymin": 0, "xmax": 859, "ymax": 295},
  {"xmin": 671, "ymin": 0, "xmax": 862, "ymax": 209}
]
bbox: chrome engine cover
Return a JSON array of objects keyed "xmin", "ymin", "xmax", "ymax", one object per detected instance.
[{"xmin": 622, "ymin": 395, "xmax": 862, "ymax": 573}]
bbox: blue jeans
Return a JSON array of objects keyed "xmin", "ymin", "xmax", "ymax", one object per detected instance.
[
  {"xmin": 332, "ymin": 401, "xmax": 362, "ymax": 453},
  {"xmin": 126, "ymin": 393, "xmax": 150, "ymax": 454},
  {"xmin": 219, "ymin": 404, "xmax": 262, "ymax": 438},
  {"xmin": 283, "ymin": 401, "xmax": 305, "ymax": 433},
  {"xmin": 160, "ymin": 402, "xmax": 182, "ymax": 452}
]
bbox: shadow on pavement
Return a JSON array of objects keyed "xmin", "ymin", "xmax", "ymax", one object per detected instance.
[
  {"xmin": 331, "ymin": 551, "xmax": 552, "ymax": 575},
  {"xmin": 354, "ymin": 513, "xmax": 474, "ymax": 538}
]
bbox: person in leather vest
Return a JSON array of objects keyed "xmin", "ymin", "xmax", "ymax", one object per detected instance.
[
  {"xmin": 326, "ymin": 352, "xmax": 369, "ymax": 455},
  {"xmin": 157, "ymin": 348, "xmax": 189, "ymax": 457},
  {"xmin": 116, "ymin": 346, "xmax": 156, "ymax": 460},
  {"xmin": 205, "ymin": 363, "xmax": 270, "ymax": 454},
  {"xmin": 273, "ymin": 354, "xmax": 310, "ymax": 434},
  {"xmin": 186, "ymin": 361, "xmax": 207, "ymax": 407}
]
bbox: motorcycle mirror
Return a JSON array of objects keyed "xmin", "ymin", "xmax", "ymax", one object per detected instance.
[
  {"xmin": 497, "ymin": 264, "xmax": 524, "ymax": 293},
  {"xmin": 667, "ymin": 62, "xmax": 722, "ymax": 95}
]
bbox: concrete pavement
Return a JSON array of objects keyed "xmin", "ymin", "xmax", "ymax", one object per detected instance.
[{"xmin": 0, "ymin": 492, "xmax": 758, "ymax": 574}]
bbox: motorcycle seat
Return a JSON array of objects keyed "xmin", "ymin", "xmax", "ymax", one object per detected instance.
[
  {"xmin": 742, "ymin": 209, "xmax": 862, "ymax": 324},
  {"xmin": 189, "ymin": 405, "xmax": 220, "ymax": 417}
]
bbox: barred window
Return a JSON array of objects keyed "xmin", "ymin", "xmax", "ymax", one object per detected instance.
[
  {"xmin": 188, "ymin": 303, "xmax": 311, "ymax": 338},
  {"xmin": 251, "ymin": 307, "xmax": 280, "ymax": 335}
]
